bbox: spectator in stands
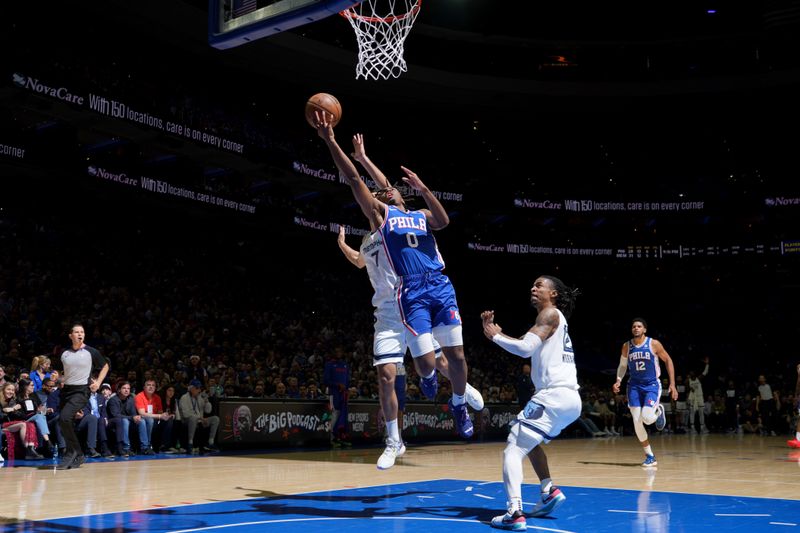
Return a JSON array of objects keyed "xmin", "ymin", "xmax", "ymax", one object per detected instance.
[
  {"xmin": 687, "ymin": 359, "xmax": 710, "ymax": 434},
  {"xmin": 756, "ymin": 374, "xmax": 778, "ymax": 437},
  {"xmin": 134, "ymin": 379, "xmax": 174, "ymax": 454},
  {"xmin": 724, "ymin": 379, "xmax": 740, "ymax": 433},
  {"xmin": 1, "ymin": 382, "xmax": 43, "ymax": 459},
  {"xmin": 15, "ymin": 377, "xmax": 53, "ymax": 453},
  {"xmin": 178, "ymin": 380, "xmax": 219, "ymax": 453},
  {"xmin": 0, "ymin": 365, "xmax": 7, "ymax": 389},
  {"xmin": 91, "ymin": 384, "xmax": 114, "ymax": 457},
  {"xmin": 187, "ymin": 355, "xmax": 208, "ymax": 385},
  {"xmin": 160, "ymin": 384, "xmax": 185, "ymax": 453},
  {"xmin": 271, "ymin": 382, "xmax": 287, "ymax": 399},
  {"xmin": 107, "ymin": 381, "xmax": 145, "ymax": 457},
  {"xmin": 594, "ymin": 393, "xmax": 619, "ymax": 436},
  {"xmin": 72, "ymin": 401, "xmax": 101, "ymax": 458},
  {"xmin": 30, "ymin": 356, "xmax": 52, "ymax": 392}
]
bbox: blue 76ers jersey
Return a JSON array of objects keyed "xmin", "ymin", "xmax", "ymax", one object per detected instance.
[
  {"xmin": 627, "ymin": 337, "xmax": 660, "ymax": 385},
  {"xmin": 380, "ymin": 205, "xmax": 445, "ymax": 276}
]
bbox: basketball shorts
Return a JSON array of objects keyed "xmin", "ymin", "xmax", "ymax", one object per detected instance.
[
  {"xmin": 398, "ymin": 270, "xmax": 461, "ymax": 334},
  {"xmin": 510, "ymin": 387, "xmax": 581, "ymax": 449},
  {"xmin": 372, "ymin": 305, "xmax": 444, "ymax": 365},
  {"xmin": 628, "ymin": 381, "xmax": 662, "ymax": 410}
]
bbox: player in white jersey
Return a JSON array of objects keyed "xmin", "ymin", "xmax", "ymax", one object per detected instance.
[
  {"xmin": 482, "ymin": 275, "xmax": 581, "ymax": 530},
  {"xmin": 335, "ymin": 134, "xmax": 483, "ymax": 470}
]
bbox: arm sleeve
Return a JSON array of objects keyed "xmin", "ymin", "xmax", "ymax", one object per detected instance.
[
  {"xmin": 701, "ymin": 363, "xmax": 709, "ymax": 377},
  {"xmin": 616, "ymin": 357, "xmax": 628, "ymax": 382},
  {"xmin": 492, "ymin": 332, "xmax": 543, "ymax": 358},
  {"xmin": 87, "ymin": 346, "xmax": 110, "ymax": 371}
]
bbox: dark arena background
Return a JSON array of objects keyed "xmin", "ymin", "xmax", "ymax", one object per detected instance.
[{"xmin": 1, "ymin": 2, "xmax": 799, "ymax": 532}]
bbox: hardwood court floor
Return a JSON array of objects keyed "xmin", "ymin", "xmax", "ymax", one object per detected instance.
[{"xmin": 2, "ymin": 433, "xmax": 799, "ymax": 526}]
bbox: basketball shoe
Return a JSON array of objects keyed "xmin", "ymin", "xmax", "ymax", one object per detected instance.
[
  {"xmin": 787, "ymin": 438, "xmax": 800, "ymax": 449},
  {"xmin": 420, "ymin": 370, "xmax": 438, "ymax": 400},
  {"xmin": 655, "ymin": 404, "xmax": 666, "ymax": 431},
  {"xmin": 377, "ymin": 438, "xmax": 406, "ymax": 470},
  {"xmin": 490, "ymin": 510, "xmax": 526, "ymax": 531},
  {"xmin": 641, "ymin": 454, "xmax": 658, "ymax": 467},
  {"xmin": 465, "ymin": 383, "xmax": 485, "ymax": 411},
  {"xmin": 448, "ymin": 399, "xmax": 474, "ymax": 438},
  {"xmin": 530, "ymin": 486, "xmax": 566, "ymax": 517}
]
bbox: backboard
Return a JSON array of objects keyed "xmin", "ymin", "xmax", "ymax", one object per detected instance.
[{"xmin": 208, "ymin": 0, "xmax": 359, "ymax": 50}]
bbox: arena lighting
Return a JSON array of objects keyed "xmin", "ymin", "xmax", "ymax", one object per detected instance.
[{"xmin": 707, "ymin": 9, "xmax": 717, "ymax": 14}]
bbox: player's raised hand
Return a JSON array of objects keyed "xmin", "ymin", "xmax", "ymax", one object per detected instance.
[
  {"xmin": 400, "ymin": 166, "xmax": 426, "ymax": 191},
  {"xmin": 351, "ymin": 133, "xmax": 366, "ymax": 162},
  {"xmin": 314, "ymin": 111, "xmax": 335, "ymax": 141},
  {"xmin": 481, "ymin": 310, "xmax": 502, "ymax": 340},
  {"xmin": 337, "ymin": 225, "xmax": 346, "ymax": 244}
]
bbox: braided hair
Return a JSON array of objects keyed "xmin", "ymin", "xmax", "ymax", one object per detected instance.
[{"xmin": 541, "ymin": 275, "xmax": 580, "ymax": 319}]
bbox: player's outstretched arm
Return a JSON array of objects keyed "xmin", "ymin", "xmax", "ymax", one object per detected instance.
[
  {"xmin": 315, "ymin": 114, "xmax": 382, "ymax": 226},
  {"xmin": 401, "ymin": 166, "xmax": 449, "ymax": 230},
  {"xmin": 351, "ymin": 133, "xmax": 391, "ymax": 190},
  {"xmin": 337, "ymin": 226, "xmax": 365, "ymax": 268},
  {"xmin": 482, "ymin": 309, "xmax": 551, "ymax": 358}
]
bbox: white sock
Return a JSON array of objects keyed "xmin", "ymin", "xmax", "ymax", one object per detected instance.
[
  {"xmin": 540, "ymin": 477, "xmax": 552, "ymax": 494},
  {"xmin": 424, "ymin": 370, "xmax": 436, "ymax": 380},
  {"xmin": 452, "ymin": 392, "xmax": 466, "ymax": 406},
  {"xmin": 386, "ymin": 419, "xmax": 400, "ymax": 442},
  {"xmin": 796, "ymin": 431, "xmax": 800, "ymax": 441},
  {"xmin": 507, "ymin": 497, "xmax": 523, "ymax": 514},
  {"xmin": 643, "ymin": 445, "xmax": 653, "ymax": 456}
]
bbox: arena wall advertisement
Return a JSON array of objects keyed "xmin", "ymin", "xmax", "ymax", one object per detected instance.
[{"xmin": 218, "ymin": 400, "xmax": 518, "ymax": 447}]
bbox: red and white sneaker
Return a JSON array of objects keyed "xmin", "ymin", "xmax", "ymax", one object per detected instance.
[{"xmin": 787, "ymin": 438, "xmax": 800, "ymax": 449}]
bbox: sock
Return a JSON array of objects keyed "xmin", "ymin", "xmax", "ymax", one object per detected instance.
[
  {"xmin": 643, "ymin": 445, "xmax": 653, "ymax": 456},
  {"xmin": 796, "ymin": 431, "xmax": 800, "ymax": 441},
  {"xmin": 386, "ymin": 419, "xmax": 400, "ymax": 442},
  {"xmin": 540, "ymin": 478, "xmax": 553, "ymax": 494},
  {"xmin": 507, "ymin": 497, "xmax": 523, "ymax": 514},
  {"xmin": 424, "ymin": 370, "xmax": 436, "ymax": 380},
  {"xmin": 452, "ymin": 392, "xmax": 466, "ymax": 406}
]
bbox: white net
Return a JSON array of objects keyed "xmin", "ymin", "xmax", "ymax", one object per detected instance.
[{"xmin": 341, "ymin": 0, "xmax": 422, "ymax": 80}]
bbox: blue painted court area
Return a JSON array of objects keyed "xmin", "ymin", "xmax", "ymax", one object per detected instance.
[{"xmin": 13, "ymin": 479, "xmax": 800, "ymax": 533}]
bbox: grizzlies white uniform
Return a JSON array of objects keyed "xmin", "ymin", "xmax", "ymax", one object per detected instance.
[
  {"xmin": 361, "ymin": 230, "xmax": 441, "ymax": 365},
  {"xmin": 512, "ymin": 309, "xmax": 581, "ymax": 449}
]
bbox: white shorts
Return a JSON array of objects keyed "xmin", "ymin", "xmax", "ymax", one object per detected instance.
[
  {"xmin": 512, "ymin": 387, "xmax": 581, "ymax": 450},
  {"xmin": 373, "ymin": 306, "xmax": 442, "ymax": 366},
  {"xmin": 407, "ymin": 325, "xmax": 463, "ymax": 358}
]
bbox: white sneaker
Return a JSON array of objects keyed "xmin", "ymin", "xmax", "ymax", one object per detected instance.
[
  {"xmin": 0, "ymin": 452, "xmax": 4, "ymax": 462},
  {"xmin": 377, "ymin": 439, "xmax": 406, "ymax": 470},
  {"xmin": 465, "ymin": 383, "xmax": 484, "ymax": 411}
]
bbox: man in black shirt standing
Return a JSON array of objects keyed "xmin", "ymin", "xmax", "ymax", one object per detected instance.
[{"xmin": 57, "ymin": 323, "xmax": 109, "ymax": 470}]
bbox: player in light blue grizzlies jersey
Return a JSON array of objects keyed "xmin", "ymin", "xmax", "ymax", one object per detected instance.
[
  {"xmin": 612, "ymin": 318, "xmax": 678, "ymax": 467},
  {"xmin": 315, "ymin": 114, "xmax": 475, "ymax": 440},
  {"xmin": 482, "ymin": 275, "xmax": 581, "ymax": 530}
]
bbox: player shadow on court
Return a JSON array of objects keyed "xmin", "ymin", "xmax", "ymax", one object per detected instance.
[{"xmin": 577, "ymin": 460, "xmax": 650, "ymax": 467}]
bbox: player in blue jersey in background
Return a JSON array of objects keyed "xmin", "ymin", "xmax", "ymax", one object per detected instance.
[
  {"xmin": 315, "ymin": 113, "xmax": 475, "ymax": 438},
  {"xmin": 612, "ymin": 318, "xmax": 678, "ymax": 466}
]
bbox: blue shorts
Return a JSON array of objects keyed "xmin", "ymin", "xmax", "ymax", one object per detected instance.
[
  {"xmin": 395, "ymin": 374, "xmax": 407, "ymax": 411},
  {"xmin": 398, "ymin": 270, "xmax": 461, "ymax": 336},
  {"xmin": 627, "ymin": 381, "xmax": 661, "ymax": 409}
]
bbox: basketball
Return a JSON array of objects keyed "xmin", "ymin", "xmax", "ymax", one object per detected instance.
[{"xmin": 305, "ymin": 92, "xmax": 342, "ymax": 128}]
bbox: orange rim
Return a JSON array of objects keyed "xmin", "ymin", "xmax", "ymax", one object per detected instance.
[{"xmin": 339, "ymin": 0, "xmax": 421, "ymax": 24}]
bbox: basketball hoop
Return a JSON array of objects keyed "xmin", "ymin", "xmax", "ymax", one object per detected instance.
[{"xmin": 340, "ymin": 0, "xmax": 422, "ymax": 80}]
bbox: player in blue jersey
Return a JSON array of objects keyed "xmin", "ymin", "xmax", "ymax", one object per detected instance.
[
  {"xmin": 612, "ymin": 318, "xmax": 678, "ymax": 467},
  {"xmin": 316, "ymin": 114, "xmax": 475, "ymax": 439}
]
